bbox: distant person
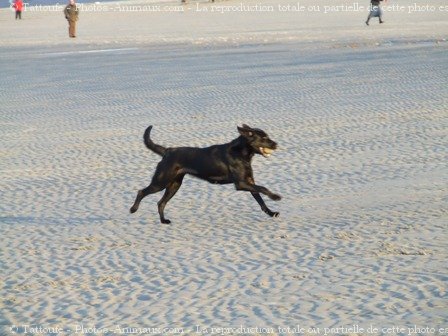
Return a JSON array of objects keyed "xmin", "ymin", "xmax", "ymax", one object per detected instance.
[
  {"xmin": 366, "ymin": 0, "xmax": 386, "ymax": 25},
  {"xmin": 64, "ymin": 0, "xmax": 79, "ymax": 38},
  {"xmin": 13, "ymin": 0, "xmax": 23, "ymax": 20}
]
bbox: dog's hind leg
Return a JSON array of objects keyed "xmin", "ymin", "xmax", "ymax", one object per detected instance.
[
  {"xmin": 251, "ymin": 192, "xmax": 279, "ymax": 218},
  {"xmin": 157, "ymin": 175, "xmax": 184, "ymax": 224},
  {"xmin": 130, "ymin": 182, "xmax": 166, "ymax": 214},
  {"xmin": 130, "ymin": 159, "xmax": 176, "ymax": 215}
]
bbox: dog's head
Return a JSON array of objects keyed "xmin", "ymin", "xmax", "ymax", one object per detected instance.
[{"xmin": 237, "ymin": 124, "xmax": 278, "ymax": 157}]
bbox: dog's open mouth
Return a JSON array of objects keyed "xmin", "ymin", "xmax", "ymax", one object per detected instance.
[{"xmin": 260, "ymin": 147, "xmax": 274, "ymax": 157}]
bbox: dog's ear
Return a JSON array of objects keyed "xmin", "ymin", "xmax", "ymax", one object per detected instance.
[{"xmin": 238, "ymin": 126, "xmax": 253, "ymax": 137}]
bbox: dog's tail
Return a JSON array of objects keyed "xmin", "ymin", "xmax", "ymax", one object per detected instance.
[{"xmin": 143, "ymin": 125, "xmax": 167, "ymax": 156}]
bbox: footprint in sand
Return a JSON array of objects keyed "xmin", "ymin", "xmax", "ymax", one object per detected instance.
[{"xmin": 319, "ymin": 254, "xmax": 335, "ymax": 261}]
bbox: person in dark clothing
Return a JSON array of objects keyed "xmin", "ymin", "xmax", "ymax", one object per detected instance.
[
  {"xmin": 366, "ymin": 0, "xmax": 386, "ymax": 25},
  {"xmin": 64, "ymin": 0, "xmax": 79, "ymax": 38}
]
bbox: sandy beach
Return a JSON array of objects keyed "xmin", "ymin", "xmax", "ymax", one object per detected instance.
[{"xmin": 1, "ymin": 0, "xmax": 447, "ymax": 334}]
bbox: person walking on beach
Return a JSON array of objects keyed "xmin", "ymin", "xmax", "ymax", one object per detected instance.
[
  {"xmin": 366, "ymin": 0, "xmax": 386, "ymax": 25},
  {"xmin": 13, "ymin": 0, "xmax": 23, "ymax": 20},
  {"xmin": 64, "ymin": 0, "xmax": 79, "ymax": 38}
]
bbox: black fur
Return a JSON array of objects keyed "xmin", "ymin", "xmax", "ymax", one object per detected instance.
[{"xmin": 130, "ymin": 124, "xmax": 281, "ymax": 224}]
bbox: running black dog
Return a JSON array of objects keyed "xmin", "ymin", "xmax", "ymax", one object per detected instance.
[{"xmin": 130, "ymin": 124, "xmax": 281, "ymax": 224}]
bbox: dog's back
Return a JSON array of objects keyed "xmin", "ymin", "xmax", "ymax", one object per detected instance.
[{"xmin": 160, "ymin": 143, "xmax": 233, "ymax": 182}]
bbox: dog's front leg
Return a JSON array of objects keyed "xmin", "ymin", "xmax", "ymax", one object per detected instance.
[
  {"xmin": 251, "ymin": 192, "xmax": 280, "ymax": 217},
  {"xmin": 234, "ymin": 180, "xmax": 281, "ymax": 201},
  {"xmin": 246, "ymin": 176, "xmax": 279, "ymax": 217}
]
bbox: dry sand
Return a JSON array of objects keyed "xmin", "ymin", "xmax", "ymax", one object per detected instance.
[{"xmin": 1, "ymin": 0, "xmax": 447, "ymax": 334}]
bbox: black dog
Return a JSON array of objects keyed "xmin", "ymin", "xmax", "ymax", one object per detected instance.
[{"xmin": 130, "ymin": 124, "xmax": 281, "ymax": 224}]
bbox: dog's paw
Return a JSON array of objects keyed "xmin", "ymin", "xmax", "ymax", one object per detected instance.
[
  {"xmin": 161, "ymin": 219, "xmax": 171, "ymax": 225},
  {"xmin": 270, "ymin": 193, "xmax": 282, "ymax": 201},
  {"xmin": 130, "ymin": 206, "xmax": 138, "ymax": 214},
  {"xmin": 271, "ymin": 212, "xmax": 280, "ymax": 218}
]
